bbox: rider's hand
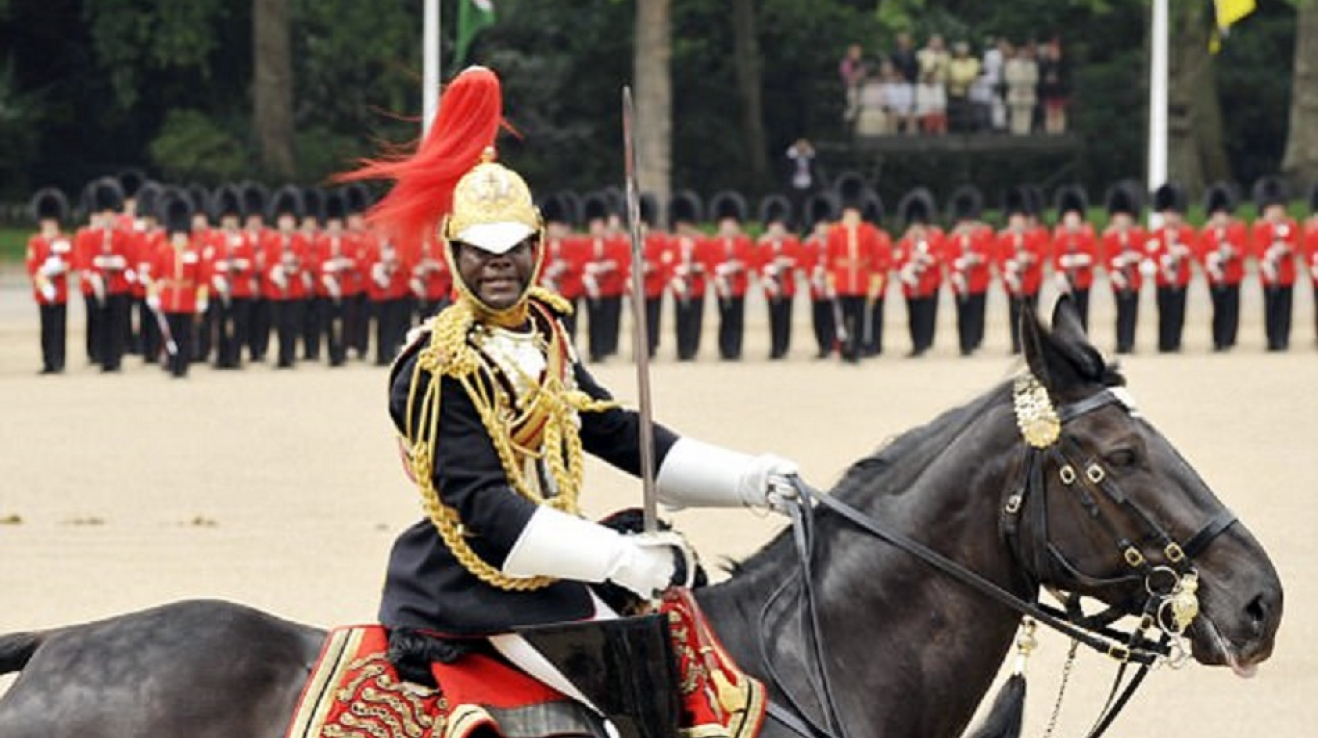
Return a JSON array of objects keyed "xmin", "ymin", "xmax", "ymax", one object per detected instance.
[
  {"xmin": 611, "ymin": 531, "xmax": 692, "ymax": 599},
  {"xmin": 738, "ymin": 454, "xmax": 801, "ymax": 513}
]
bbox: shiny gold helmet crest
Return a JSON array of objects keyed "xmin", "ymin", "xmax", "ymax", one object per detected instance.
[{"xmin": 443, "ymin": 154, "xmax": 542, "ymax": 255}]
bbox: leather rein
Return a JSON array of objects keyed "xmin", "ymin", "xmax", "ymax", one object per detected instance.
[{"xmin": 761, "ymin": 378, "xmax": 1239, "ymax": 738}]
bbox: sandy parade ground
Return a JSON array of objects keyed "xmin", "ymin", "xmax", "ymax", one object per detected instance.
[{"xmin": 1, "ymin": 262, "xmax": 1315, "ymax": 737}]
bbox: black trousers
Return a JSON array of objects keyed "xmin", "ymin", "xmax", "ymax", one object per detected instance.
[
  {"xmin": 767, "ymin": 296, "xmax": 793, "ymax": 359},
  {"xmin": 39, "ymin": 303, "xmax": 67, "ymax": 373},
  {"xmin": 837, "ymin": 295, "xmax": 866, "ymax": 362},
  {"xmin": 560, "ymin": 297, "xmax": 581, "ymax": 343},
  {"xmin": 1263, "ymin": 285, "xmax": 1293, "ymax": 351},
  {"xmin": 1114, "ymin": 290, "xmax": 1139, "ymax": 354},
  {"xmin": 195, "ymin": 302, "xmax": 218, "ymax": 362},
  {"xmin": 349, "ymin": 293, "xmax": 371, "ymax": 359},
  {"xmin": 137, "ymin": 297, "xmax": 160, "ymax": 361},
  {"xmin": 1008, "ymin": 293, "xmax": 1040, "ymax": 354},
  {"xmin": 1071, "ymin": 288, "xmax": 1090, "ymax": 333},
  {"xmin": 304, "ymin": 296, "xmax": 325, "ymax": 360},
  {"xmin": 126, "ymin": 296, "xmax": 143, "ymax": 355},
  {"xmin": 164, "ymin": 312, "xmax": 195, "ymax": 377},
  {"xmin": 955, "ymin": 292, "xmax": 986, "ymax": 355},
  {"xmin": 906, "ymin": 292, "xmax": 938, "ymax": 355},
  {"xmin": 674, "ymin": 295, "xmax": 704, "ymax": 361},
  {"xmin": 320, "ymin": 298, "xmax": 349, "ymax": 366},
  {"xmin": 1156, "ymin": 286, "xmax": 1186, "ymax": 353},
  {"xmin": 587, "ymin": 297, "xmax": 621, "ymax": 362},
  {"xmin": 644, "ymin": 295, "xmax": 663, "ymax": 358},
  {"xmin": 375, "ymin": 298, "xmax": 410, "ymax": 366},
  {"xmin": 863, "ymin": 298, "xmax": 885, "ymax": 357},
  {"xmin": 717, "ymin": 296, "xmax": 745, "ymax": 360},
  {"xmin": 83, "ymin": 293, "xmax": 102, "ymax": 363},
  {"xmin": 99, "ymin": 294, "xmax": 130, "ymax": 371},
  {"xmin": 1209, "ymin": 284, "xmax": 1240, "ymax": 350},
  {"xmin": 250, "ymin": 297, "xmax": 272, "ymax": 361},
  {"xmin": 273, "ymin": 299, "xmax": 305, "ymax": 368},
  {"xmin": 811, "ymin": 299, "xmax": 836, "ymax": 357},
  {"xmin": 217, "ymin": 297, "xmax": 251, "ymax": 368}
]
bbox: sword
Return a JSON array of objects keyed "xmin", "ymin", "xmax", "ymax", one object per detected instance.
[
  {"xmin": 150, "ymin": 303, "xmax": 179, "ymax": 358},
  {"xmin": 623, "ymin": 86, "xmax": 658, "ymax": 534}
]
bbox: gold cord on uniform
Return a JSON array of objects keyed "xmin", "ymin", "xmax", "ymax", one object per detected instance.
[{"xmin": 403, "ymin": 287, "xmax": 616, "ymax": 591}]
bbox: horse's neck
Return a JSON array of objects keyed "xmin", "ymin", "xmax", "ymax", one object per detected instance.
[{"xmin": 699, "ymin": 405, "xmax": 1031, "ymax": 738}]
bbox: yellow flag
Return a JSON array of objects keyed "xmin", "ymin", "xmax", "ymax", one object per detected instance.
[{"xmin": 1215, "ymin": 0, "xmax": 1256, "ymax": 30}]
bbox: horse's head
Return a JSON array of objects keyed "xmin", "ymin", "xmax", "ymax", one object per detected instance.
[{"xmin": 1016, "ymin": 297, "xmax": 1282, "ymax": 676}]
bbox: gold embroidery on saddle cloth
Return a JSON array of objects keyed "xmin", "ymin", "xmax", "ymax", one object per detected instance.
[{"xmin": 404, "ymin": 289, "xmax": 617, "ymax": 591}]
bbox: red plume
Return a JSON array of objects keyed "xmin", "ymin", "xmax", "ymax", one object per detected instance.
[{"xmin": 337, "ymin": 67, "xmax": 503, "ymax": 253}]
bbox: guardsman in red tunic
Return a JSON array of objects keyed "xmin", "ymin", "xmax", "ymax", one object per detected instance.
[
  {"xmin": 313, "ymin": 189, "xmax": 361, "ymax": 367},
  {"xmin": 241, "ymin": 182, "xmax": 273, "ymax": 362},
  {"xmin": 667, "ymin": 191, "xmax": 708, "ymax": 361},
  {"xmin": 26, "ymin": 188, "xmax": 72, "ymax": 374},
  {"xmin": 1100, "ymin": 183, "xmax": 1149, "ymax": 354},
  {"xmin": 1197, "ymin": 183, "xmax": 1248, "ymax": 351},
  {"xmin": 148, "ymin": 193, "xmax": 210, "ymax": 378},
  {"xmin": 945, "ymin": 186, "xmax": 994, "ymax": 355},
  {"xmin": 262, "ymin": 186, "xmax": 312, "ymax": 368},
  {"xmin": 207, "ymin": 185, "xmax": 257, "ymax": 369},
  {"xmin": 367, "ymin": 227, "xmax": 412, "ymax": 366},
  {"xmin": 1049, "ymin": 186, "xmax": 1099, "ymax": 330},
  {"xmin": 706, "ymin": 191, "xmax": 755, "ymax": 361},
  {"xmin": 79, "ymin": 177, "xmax": 134, "ymax": 371},
  {"xmin": 128, "ymin": 183, "xmax": 166, "ymax": 362},
  {"xmin": 581, "ymin": 194, "xmax": 628, "ymax": 362},
  {"xmin": 342, "ymin": 184, "xmax": 374, "ymax": 360},
  {"xmin": 412, "ymin": 234, "xmax": 452, "ymax": 322},
  {"xmin": 895, "ymin": 189, "xmax": 944, "ymax": 357},
  {"xmin": 537, "ymin": 194, "xmax": 587, "ymax": 342},
  {"xmin": 1250, "ymin": 176, "xmax": 1300, "ymax": 352},
  {"xmin": 1306, "ymin": 184, "xmax": 1318, "ymax": 345},
  {"xmin": 635, "ymin": 193, "xmax": 671, "ymax": 359},
  {"xmin": 300, "ymin": 187, "xmax": 326, "ymax": 361},
  {"xmin": 1148, "ymin": 183, "xmax": 1196, "ymax": 353},
  {"xmin": 755, "ymin": 195, "xmax": 802, "ymax": 360},
  {"xmin": 826, "ymin": 189, "xmax": 888, "ymax": 362},
  {"xmin": 800, "ymin": 193, "xmax": 839, "ymax": 358},
  {"xmin": 191, "ymin": 195, "xmax": 219, "ymax": 363},
  {"xmin": 996, "ymin": 187, "xmax": 1048, "ymax": 354}
]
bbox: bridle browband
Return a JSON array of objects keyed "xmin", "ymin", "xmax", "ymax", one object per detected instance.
[{"xmin": 762, "ymin": 376, "xmax": 1239, "ymax": 738}]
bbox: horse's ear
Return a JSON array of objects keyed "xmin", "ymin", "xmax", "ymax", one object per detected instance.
[{"xmin": 1024, "ymin": 296, "xmax": 1106, "ymax": 397}]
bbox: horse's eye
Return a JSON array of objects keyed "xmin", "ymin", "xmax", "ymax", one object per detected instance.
[{"xmin": 1105, "ymin": 448, "xmax": 1139, "ymax": 469}]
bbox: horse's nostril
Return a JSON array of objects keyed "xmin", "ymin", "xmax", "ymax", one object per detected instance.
[{"xmin": 1245, "ymin": 593, "xmax": 1269, "ymax": 633}]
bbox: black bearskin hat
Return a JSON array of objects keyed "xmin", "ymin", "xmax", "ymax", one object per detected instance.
[
  {"xmin": 323, "ymin": 188, "xmax": 348, "ymax": 222},
  {"xmin": 1104, "ymin": 180, "xmax": 1143, "ymax": 218},
  {"xmin": 269, "ymin": 184, "xmax": 304, "ymax": 221},
  {"xmin": 897, "ymin": 187, "xmax": 937, "ymax": 226},
  {"xmin": 1001, "ymin": 187, "xmax": 1032, "ymax": 218},
  {"xmin": 804, "ymin": 191, "xmax": 839, "ymax": 231},
  {"xmin": 1204, "ymin": 182, "xmax": 1238, "ymax": 215},
  {"xmin": 241, "ymin": 182, "xmax": 270, "ymax": 220},
  {"xmin": 667, "ymin": 190, "xmax": 704, "ymax": 228},
  {"xmin": 833, "ymin": 170, "xmax": 871, "ymax": 211},
  {"xmin": 859, "ymin": 189, "xmax": 885, "ymax": 224},
  {"xmin": 29, "ymin": 188, "xmax": 69, "ymax": 224},
  {"xmin": 1054, "ymin": 185, "xmax": 1089, "ymax": 219},
  {"xmin": 758, "ymin": 194, "xmax": 794, "ymax": 229},
  {"xmin": 582, "ymin": 191, "xmax": 614, "ymax": 224},
  {"xmin": 186, "ymin": 184, "xmax": 211, "ymax": 219},
  {"xmin": 118, "ymin": 168, "xmax": 147, "ymax": 200},
  {"xmin": 162, "ymin": 190, "xmax": 194, "ymax": 237},
  {"xmin": 948, "ymin": 185, "xmax": 984, "ymax": 222},
  {"xmin": 343, "ymin": 182, "xmax": 372, "ymax": 215},
  {"xmin": 135, "ymin": 182, "xmax": 164, "ymax": 222},
  {"xmin": 89, "ymin": 177, "xmax": 125, "ymax": 214},
  {"xmin": 211, "ymin": 185, "xmax": 243, "ymax": 220},
  {"xmin": 302, "ymin": 187, "xmax": 326, "ymax": 223},
  {"xmin": 710, "ymin": 190, "xmax": 749, "ymax": 223},
  {"xmin": 639, "ymin": 192, "xmax": 660, "ymax": 228},
  {"xmin": 1252, "ymin": 176, "xmax": 1288, "ymax": 210},
  {"xmin": 1153, "ymin": 182, "xmax": 1186, "ymax": 214}
]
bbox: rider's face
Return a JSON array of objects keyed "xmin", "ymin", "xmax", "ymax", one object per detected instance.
[{"xmin": 454, "ymin": 237, "xmax": 538, "ymax": 311}]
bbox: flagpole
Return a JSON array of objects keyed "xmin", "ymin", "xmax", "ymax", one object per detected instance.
[
  {"xmin": 1147, "ymin": 0, "xmax": 1168, "ymax": 224},
  {"xmin": 423, "ymin": 0, "xmax": 441, "ymax": 136}
]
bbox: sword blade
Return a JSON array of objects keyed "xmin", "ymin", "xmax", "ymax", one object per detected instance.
[{"xmin": 623, "ymin": 86, "xmax": 658, "ymax": 534}]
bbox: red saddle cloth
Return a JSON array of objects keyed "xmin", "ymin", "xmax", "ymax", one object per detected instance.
[{"xmin": 285, "ymin": 626, "xmax": 566, "ymax": 738}]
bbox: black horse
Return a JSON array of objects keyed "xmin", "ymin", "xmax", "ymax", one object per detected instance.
[{"xmin": 0, "ymin": 301, "xmax": 1283, "ymax": 738}]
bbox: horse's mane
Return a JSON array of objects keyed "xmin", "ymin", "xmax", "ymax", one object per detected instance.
[{"xmin": 722, "ymin": 380, "xmax": 1014, "ymax": 578}]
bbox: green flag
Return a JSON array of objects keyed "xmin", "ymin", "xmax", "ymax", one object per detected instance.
[{"xmin": 454, "ymin": 0, "xmax": 496, "ymax": 68}]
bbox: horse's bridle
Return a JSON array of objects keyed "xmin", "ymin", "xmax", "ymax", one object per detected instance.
[{"xmin": 761, "ymin": 375, "xmax": 1240, "ymax": 738}]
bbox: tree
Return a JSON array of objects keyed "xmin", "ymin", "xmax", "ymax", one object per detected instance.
[
  {"xmin": 254, "ymin": 0, "xmax": 294, "ymax": 178},
  {"xmin": 730, "ymin": 0, "xmax": 767, "ymax": 185},
  {"xmin": 1282, "ymin": 0, "xmax": 1318, "ymax": 186},
  {"xmin": 1167, "ymin": 0, "xmax": 1230, "ymax": 193},
  {"xmin": 634, "ymin": 0, "xmax": 673, "ymax": 213}
]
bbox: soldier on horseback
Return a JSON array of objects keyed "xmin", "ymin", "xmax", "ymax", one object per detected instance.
[{"xmin": 341, "ymin": 66, "xmax": 796, "ymax": 738}]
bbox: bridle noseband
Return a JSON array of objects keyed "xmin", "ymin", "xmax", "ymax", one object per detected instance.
[{"xmin": 762, "ymin": 374, "xmax": 1239, "ymax": 738}]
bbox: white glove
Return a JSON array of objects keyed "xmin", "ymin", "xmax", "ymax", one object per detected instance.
[
  {"xmin": 655, "ymin": 437, "xmax": 801, "ymax": 513},
  {"xmin": 40, "ymin": 256, "xmax": 65, "ymax": 277},
  {"xmin": 147, "ymin": 294, "xmax": 161, "ymax": 311},
  {"xmin": 40, "ymin": 283, "xmax": 56, "ymax": 302},
  {"xmin": 197, "ymin": 297, "xmax": 209, "ymax": 314},
  {"xmin": 502, "ymin": 506, "xmax": 689, "ymax": 599}
]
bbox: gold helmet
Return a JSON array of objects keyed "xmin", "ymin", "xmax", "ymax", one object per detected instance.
[{"xmin": 443, "ymin": 153, "xmax": 542, "ymax": 254}]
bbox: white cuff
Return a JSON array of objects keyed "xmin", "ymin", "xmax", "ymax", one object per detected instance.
[{"xmin": 502, "ymin": 506, "xmax": 627, "ymax": 584}]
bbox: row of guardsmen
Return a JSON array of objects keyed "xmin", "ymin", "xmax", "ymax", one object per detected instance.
[
  {"xmin": 24, "ymin": 172, "xmax": 449, "ymax": 376},
  {"xmin": 529, "ymin": 176, "xmax": 1318, "ymax": 363}
]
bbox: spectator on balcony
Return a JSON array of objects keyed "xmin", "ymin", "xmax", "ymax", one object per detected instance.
[
  {"xmin": 1038, "ymin": 38, "xmax": 1068, "ymax": 134},
  {"xmin": 947, "ymin": 41, "xmax": 982, "ymax": 132},
  {"xmin": 1004, "ymin": 41, "xmax": 1038, "ymax": 135},
  {"xmin": 854, "ymin": 62, "xmax": 889, "ymax": 137},
  {"xmin": 915, "ymin": 67, "xmax": 947, "ymax": 135},
  {"xmin": 891, "ymin": 32, "xmax": 919, "ymax": 84},
  {"xmin": 881, "ymin": 59, "xmax": 916, "ymax": 134},
  {"xmin": 982, "ymin": 38, "xmax": 1008, "ymax": 131},
  {"xmin": 840, "ymin": 43, "xmax": 866, "ymax": 125}
]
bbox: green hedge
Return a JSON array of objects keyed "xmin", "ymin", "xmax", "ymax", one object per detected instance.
[{"xmin": 1, "ymin": 228, "xmax": 27, "ymax": 263}]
